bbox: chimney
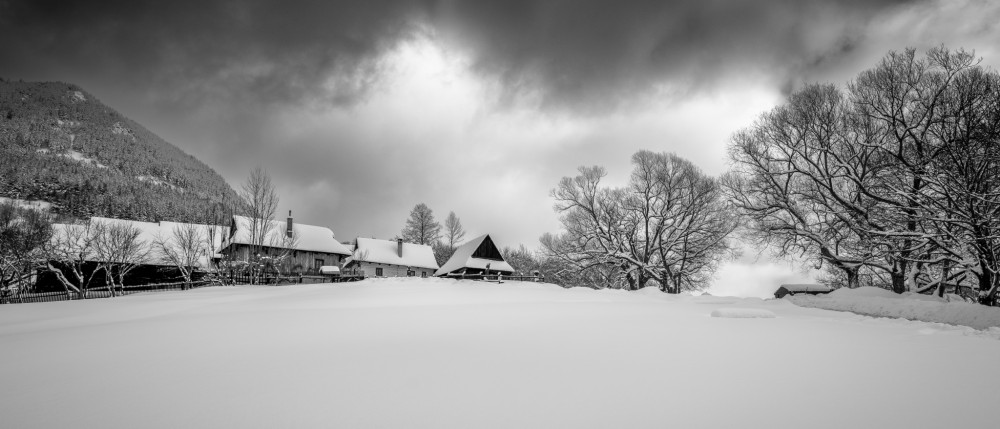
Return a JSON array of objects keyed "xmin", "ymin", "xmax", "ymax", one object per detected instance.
[
  {"xmin": 397, "ymin": 238, "xmax": 403, "ymax": 258},
  {"xmin": 286, "ymin": 210, "xmax": 293, "ymax": 238}
]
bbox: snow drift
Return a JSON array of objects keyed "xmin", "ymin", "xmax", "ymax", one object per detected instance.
[
  {"xmin": 788, "ymin": 286, "xmax": 1000, "ymax": 330},
  {"xmin": 2, "ymin": 278, "xmax": 998, "ymax": 429}
]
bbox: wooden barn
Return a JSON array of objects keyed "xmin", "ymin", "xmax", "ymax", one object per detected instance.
[
  {"xmin": 774, "ymin": 283, "xmax": 833, "ymax": 298},
  {"xmin": 219, "ymin": 213, "xmax": 351, "ymax": 275},
  {"xmin": 435, "ymin": 234, "xmax": 514, "ymax": 277},
  {"xmin": 343, "ymin": 237, "xmax": 439, "ymax": 278},
  {"xmin": 36, "ymin": 217, "xmax": 229, "ymax": 291}
]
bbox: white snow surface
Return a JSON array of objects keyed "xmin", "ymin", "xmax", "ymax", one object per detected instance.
[
  {"xmin": 2, "ymin": 278, "xmax": 999, "ymax": 428},
  {"xmin": 789, "ymin": 286, "xmax": 1000, "ymax": 330},
  {"xmin": 710, "ymin": 307, "xmax": 777, "ymax": 318}
]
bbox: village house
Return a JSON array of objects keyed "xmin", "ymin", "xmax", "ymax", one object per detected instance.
[
  {"xmin": 344, "ymin": 237, "xmax": 439, "ymax": 278},
  {"xmin": 435, "ymin": 234, "xmax": 514, "ymax": 277},
  {"xmin": 219, "ymin": 212, "xmax": 351, "ymax": 275}
]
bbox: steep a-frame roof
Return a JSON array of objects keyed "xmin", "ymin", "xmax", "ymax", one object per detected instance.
[{"xmin": 434, "ymin": 234, "xmax": 515, "ymax": 276}]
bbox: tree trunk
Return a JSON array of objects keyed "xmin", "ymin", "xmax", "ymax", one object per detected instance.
[
  {"xmin": 979, "ymin": 268, "xmax": 997, "ymax": 306},
  {"xmin": 936, "ymin": 261, "xmax": 950, "ymax": 298},
  {"xmin": 46, "ymin": 261, "xmax": 81, "ymax": 299},
  {"xmin": 846, "ymin": 267, "xmax": 860, "ymax": 289},
  {"xmin": 890, "ymin": 261, "xmax": 906, "ymax": 294}
]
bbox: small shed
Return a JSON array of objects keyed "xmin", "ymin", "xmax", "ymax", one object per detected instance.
[
  {"xmin": 774, "ymin": 283, "xmax": 832, "ymax": 298},
  {"xmin": 319, "ymin": 266, "xmax": 341, "ymax": 276}
]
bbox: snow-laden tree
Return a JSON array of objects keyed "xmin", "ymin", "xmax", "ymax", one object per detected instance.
[
  {"xmin": 728, "ymin": 47, "xmax": 1000, "ymax": 303},
  {"xmin": 400, "ymin": 203, "xmax": 441, "ymax": 245},
  {"xmin": 44, "ymin": 220, "xmax": 102, "ymax": 299},
  {"xmin": 155, "ymin": 223, "xmax": 207, "ymax": 289},
  {"xmin": 501, "ymin": 244, "xmax": 541, "ymax": 275},
  {"xmin": 543, "ymin": 151, "xmax": 736, "ymax": 291},
  {"xmin": 726, "ymin": 84, "xmax": 881, "ymax": 289},
  {"xmin": 93, "ymin": 220, "xmax": 148, "ymax": 296},
  {"xmin": 0, "ymin": 202, "xmax": 52, "ymax": 298}
]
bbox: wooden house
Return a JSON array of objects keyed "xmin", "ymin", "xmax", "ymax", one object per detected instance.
[
  {"xmin": 219, "ymin": 213, "xmax": 351, "ymax": 275},
  {"xmin": 774, "ymin": 283, "xmax": 832, "ymax": 298},
  {"xmin": 435, "ymin": 234, "xmax": 514, "ymax": 277},
  {"xmin": 344, "ymin": 238, "xmax": 439, "ymax": 278}
]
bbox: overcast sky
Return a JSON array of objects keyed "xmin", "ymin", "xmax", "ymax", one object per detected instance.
[{"xmin": 3, "ymin": 0, "xmax": 999, "ymax": 296}]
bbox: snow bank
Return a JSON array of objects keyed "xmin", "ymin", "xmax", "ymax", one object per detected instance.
[
  {"xmin": 2, "ymin": 279, "xmax": 999, "ymax": 429},
  {"xmin": 828, "ymin": 286, "xmax": 898, "ymax": 299},
  {"xmin": 710, "ymin": 308, "xmax": 777, "ymax": 318},
  {"xmin": 790, "ymin": 287, "xmax": 1000, "ymax": 330}
]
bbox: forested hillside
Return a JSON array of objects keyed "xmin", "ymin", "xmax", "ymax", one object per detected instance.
[{"xmin": 0, "ymin": 79, "xmax": 238, "ymax": 223}]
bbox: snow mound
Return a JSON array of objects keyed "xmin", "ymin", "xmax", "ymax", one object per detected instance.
[
  {"xmin": 710, "ymin": 308, "xmax": 777, "ymax": 318},
  {"xmin": 828, "ymin": 286, "xmax": 897, "ymax": 298},
  {"xmin": 790, "ymin": 291, "xmax": 1000, "ymax": 330}
]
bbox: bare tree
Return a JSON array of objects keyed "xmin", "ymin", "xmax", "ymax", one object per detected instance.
[
  {"xmin": 544, "ymin": 151, "xmax": 736, "ymax": 291},
  {"xmin": 239, "ymin": 167, "xmax": 279, "ymax": 284},
  {"xmin": 263, "ymin": 227, "xmax": 299, "ymax": 281},
  {"xmin": 401, "ymin": 203, "xmax": 441, "ymax": 245},
  {"xmin": 728, "ymin": 47, "xmax": 1000, "ymax": 303},
  {"xmin": 725, "ymin": 84, "xmax": 878, "ymax": 289},
  {"xmin": 45, "ymin": 220, "xmax": 102, "ymax": 299},
  {"xmin": 502, "ymin": 245, "xmax": 540, "ymax": 275},
  {"xmin": 0, "ymin": 202, "xmax": 53, "ymax": 300},
  {"xmin": 443, "ymin": 211, "xmax": 466, "ymax": 248},
  {"xmin": 155, "ymin": 223, "xmax": 207, "ymax": 289},
  {"xmin": 92, "ymin": 220, "xmax": 149, "ymax": 296},
  {"xmin": 349, "ymin": 244, "xmax": 370, "ymax": 276}
]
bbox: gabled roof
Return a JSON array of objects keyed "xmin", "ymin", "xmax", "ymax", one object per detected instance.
[
  {"xmin": 434, "ymin": 234, "xmax": 514, "ymax": 276},
  {"xmin": 224, "ymin": 215, "xmax": 351, "ymax": 256},
  {"xmin": 51, "ymin": 216, "xmax": 229, "ymax": 268},
  {"xmin": 346, "ymin": 238, "xmax": 439, "ymax": 270}
]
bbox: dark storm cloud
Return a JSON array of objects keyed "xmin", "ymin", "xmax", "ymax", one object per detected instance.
[
  {"xmin": 428, "ymin": 0, "xmax": 914, "ymax": 111},
  {"xmin": 1, "ymin": 0, "xmax": 914, "ymax": 112},
  {"xmin": 0, "ymin": 0, "xmax": 424, "ymax": 107}
]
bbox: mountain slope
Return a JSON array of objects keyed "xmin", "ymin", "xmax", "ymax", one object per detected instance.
[{"xmin": 0, "ymin": 79, "xmax": 238, "ymax": 223}]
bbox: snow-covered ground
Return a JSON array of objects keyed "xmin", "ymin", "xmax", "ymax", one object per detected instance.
[
  {"xmin": 2, "ymin": 278, "xmax": 999, "ymax": 428},
  {"xmin": 788, "ymin": 286, "xmax": 1000, "ymax": 331}
]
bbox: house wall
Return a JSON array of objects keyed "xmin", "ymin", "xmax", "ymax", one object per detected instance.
[
  {"xmin": 349, "ymin": 261, "xmax": 433, "ymax": 278},
  {"xmin": 223, "ymin": 244, "xmax": 344, "ymax": 274}
]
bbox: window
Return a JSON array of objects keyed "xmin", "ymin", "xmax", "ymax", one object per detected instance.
[
  {"xmin": 421, "ymin": 271, "xmax": 427, "ymax": 278},
  {"xmin": 376, "ymin": 267, "xmax": 383, "ymax": 277},
  {"xmin": 314, "ymin": 259, "xmax": 324, "ymax": 271},
  {"xmin": 407, "ymin": 270, "xmax": 415, "ymax": 277}
]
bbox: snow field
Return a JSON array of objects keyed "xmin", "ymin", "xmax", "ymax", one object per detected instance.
[
  {"xmin": 1, "ymin": 278, "xmax": 999, "ymax": 428},
  {"xmin": 710, "ymin": 307, "xmax": 777, "ymax": 318}
]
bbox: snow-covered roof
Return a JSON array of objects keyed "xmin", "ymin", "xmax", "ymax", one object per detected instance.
[
  {"xmin": 224, "ymin": 215, "xmax": 351, "ymax": 256},
  {"xmin": 51, "ymin": 217, "xmax": 229, "ymax": 268},
  {"xmin": 434, "ymin": 234, "xmax": 514, "ymax": 276},
  {"xmin": 778, "ymin": 284, "xmax": 832, "ymax": 293},
  {"xmin": 347, "ymin": 238, "xmax": 439, "ymax": 270}
]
